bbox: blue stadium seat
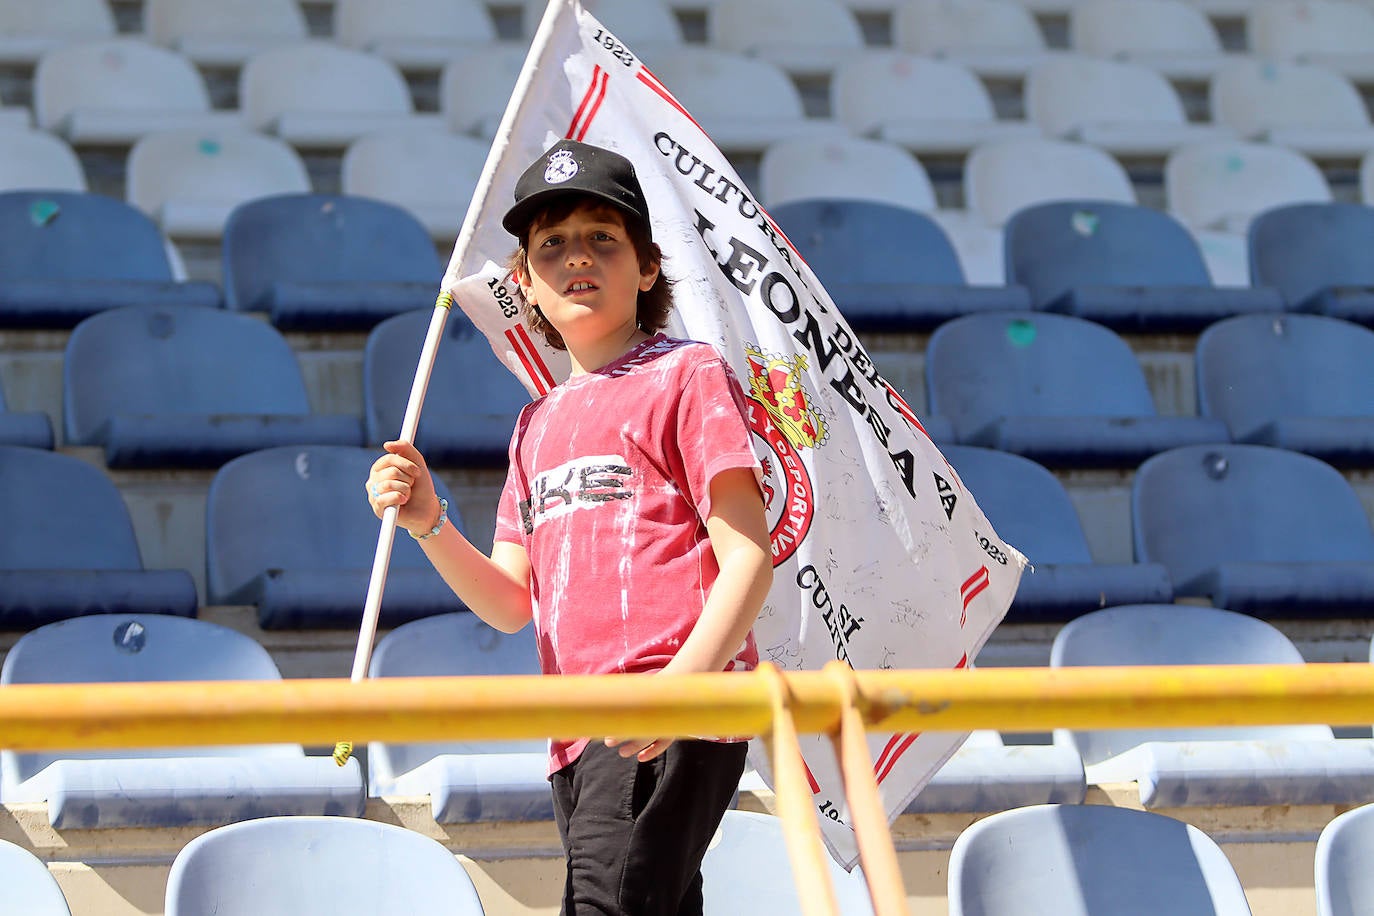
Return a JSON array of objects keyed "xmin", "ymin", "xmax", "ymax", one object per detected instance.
[
  {"xmin": 0, "ymin": 838, "xmax": 71, "ymax": 915},
  {"xmin": 364, "ymin": 309, "xmax": 531, "ymax": 466},
  {"xmin": 947, "ymin": 804, "xmax": 1252, "ymax": 915},
  {"xmin": 905, "ymin": 729, "xmax": 1086, "ymax": 813},
  {"xmin": 926, "ymin": 312, "xmax": 1228, "ymax": 467},
  {"xmin": 701, "ymin": 811, "xmax": 873, "ymax": 914},
  {"xmin": 943, "ymin": 446, "xmax": 1172, "ymax": 621},
  {"xmin": 1004, "ymin": 200, "xmax": 1283, "ymax": 331},
  {"xmin": 0, "ymin": 375, "xmax": 52, "ymax": 449},
  {"xmin": 0, "ymin": 615, "xmax": 363, "ymax": 828},
  {"xmin": 1197, "ymin": 313, "xmax": 1374, "ymax": 467},
  {"xmin": 366, "ymin": 612, "xmax": 549, "ymax": 822},
  {"xmin": 164, "ymin": 816, "xmax": 484, "ymax": 916},
  {"xmin": 1134, "ymin": 444, "xmax": 1374, "ymax": 616},
  {"xmin": 1317, "ymin": 802, "xmax": 1374, "ymax": 916},
  {"xmin": 769, "ymin": 199, "xmax": 1030, "ymax": 330},
  {"xmin": 206, "ymin": 445, "xmax": 465, "ymax": 629},
  {"xmin": 222, "ymin": 193, "xmax": 440, "ymax": 330},
  {"xmin": 1051, "ymin": 605, "xmax": 1374, "ymax": 808},
  {"xmin": 1249, "ymin": 201, "xmax": 1374, "ymax": 325},
  {"xmin": 63, "ymin": 305, "xmax": 362, "ymax": 468},
  {"xmin": 0, "ymin": 445, "xmax": 197, "ymax": 626},
  {"xmin": 0, "ymin": 190, "xmax": 220, "ymax": 327}
]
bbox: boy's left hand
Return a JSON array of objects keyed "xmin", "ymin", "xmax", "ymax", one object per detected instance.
[{"xmin": 604, "ymin": 736, "xmax": 674, "ymax": 761}]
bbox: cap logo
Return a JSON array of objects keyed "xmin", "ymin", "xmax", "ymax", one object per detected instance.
[{"xmin": 543, "ymin": 149, "xmax": 579, "ymax": 185}]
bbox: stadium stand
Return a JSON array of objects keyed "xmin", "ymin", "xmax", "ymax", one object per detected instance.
[
  {"xmin": 1023, "ymin": 56, "xmax": 1234, "ymax": 157},
  {"xmin": 926, "ymin": 312, "xmax": 1228, "ymax": 467},
  {"xmin": 125, "ymin": 128, "xmax": 311, "ymax": 239},
  {"xmin": 364, "ymin": 309, "xmax": 531, "ymax": 465},
  {"xmin": 335, "ymin": 0, "xmax": 502, "ymax": 71},
  {"xmin": 341, "ymin": 129, "xmax": 489, "ymax": 240},
  {"xmin": 0, "ymin": 446, "xmax": 197, "ymax": 625},
  {"xmin": 906, "ymin": 726, "xmax": 1087, "ymax": 813},
  {"xmin": 1132, "ymin": 444, "xmax": 1374, "ymax": 617},
  {"xmin": 1248, "ymin": 202, "xmax": 1374, "ymax": 325},
  {"xmin": 1317, "ymin": 801, "xmax": 1374, "ymax": 916},
  {"xmin": 0, "ymin": 128, "xmax": 85, "ymax": 192},
  {"xmin": 1210, "ymin": 60, "xmax": 1374, "ymax": 160},
  {"xmin": 164, "ymin": 816, "xmax": 485, "ymax": 915},
  {"xmin": 0, "ymin": 0, "xmax": 114, "ymax": 67},
  {"xmin": 701, "ymin": 811, "xmax": 873, "ymax": 914},
  {"xmin": 942, "ymin": 446, "xmax": 1172, "ymax": 621},
  {"xmin": 706, "ymin": 0, "xmax": 864, "ymax": 78},
  {"xmin": 238, "ymin": 41, "xmax": 440, "ymax": 148},
  {"xmin": 1067, "ymin": 0, "xmax": 1234, "ymax": 82},
  {"xmin": 33, "ymin": 39, "xmax": 241, "ymax": 144},
  {"xmin": 63, "ymin": 305, "xmax": 363, "ymax": 468},
  {"xmin": 1197, "ymin": 312, "xmax": 1374, "ymax": 466},
  {"xmin": 0, "ymin": 374, "xmax": 53, "ymax": 450},
  {"xmin": 1003, "ymin": 200, "xmax": 1282, "ymax": 330},
  {"xmin": 642, "ymin": 47, "xmax": 846, "ymax": 155},
  {"xmin": 1247, "ymin": 0, "xmax": 1374, "ymax": 85},
  {"xmin": 0, "ymin": 838, "xmax": 72, "ymax": 915},
  {"xmin": 440, "ymin": 44, "xmax": 527, "ymax": 139},
  {"xmin": 759, "ymin": 136, "xmax": 936, "ymax": 212},
  {"xmin": 892, "ymin": 0, "xmax": 1054, "ymax": 80},
  {"xmin": 830, "ymin": 52, "xmax": 1040, "ymax": 157},
  {"xmin": 769, "ymin": 199, "xmax": 1029, "ymax": 330},
  {"xmin": 964, "ymin": 137, "xmax": 1135, "ymax": 229},
  {"xmin": 0, "ymin": 615, "xmax": 363, "ymax": 828},
  {"xmin": 221, "ymin": 192, "xmax": 440, "ymax": 329},
  {"xmin": 947, "ymin": 804, "xmax": 1253, "ymax": 915},
  {"xmin": 1052, "ymin": 604, "xmax": 1374, "ymax": 808},
  {"xmin": 0, "ymin": 190, "xmax": 220, "ymax": 327},
  {"xmin": 143, "ymin": 0, "xmax": 308, "ymax": 67},
  {"xmin": 205, "ymin": 445, "xmax": 465, "ymax": 628},
  {"xmin": 365, "ymin": 612, "xmax": 549, "ymax": 822}
]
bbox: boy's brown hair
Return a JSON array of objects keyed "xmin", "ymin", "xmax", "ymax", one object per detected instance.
[{"xmin": 506, "ymin": 196, "xmax": 675, "ymax": 351}]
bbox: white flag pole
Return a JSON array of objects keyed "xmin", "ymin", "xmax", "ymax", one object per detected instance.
[{"xmin": 333, "ymin": 0, "xmax": 571, "ymax": 766}]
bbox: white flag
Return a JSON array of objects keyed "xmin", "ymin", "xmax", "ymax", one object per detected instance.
[{"xmin": 443, "ymin": 0, "xmax": 1026, "ymax": 868}]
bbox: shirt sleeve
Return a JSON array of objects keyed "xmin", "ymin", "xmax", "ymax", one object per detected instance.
[{"xmin": 671, "ymin": 354, "xmax": 762, "ymax": 522}]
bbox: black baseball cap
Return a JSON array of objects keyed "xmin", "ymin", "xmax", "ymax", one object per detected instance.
[{"xmin": 502, "ymin": 138, "xmax": 652, "ymax": 239}]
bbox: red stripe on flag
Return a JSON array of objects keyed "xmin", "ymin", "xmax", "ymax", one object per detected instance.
[
  {"xmin": 571, "ymin": 68, "xmax": 608, "ymax": 142},
  {"xmin": 505, "ymin": 328, "xmax": 548, "ymax": 397},
  {"xmin": 954, "ymin": 652, "xmax": 968, "ymax": 669},
  {"xmin": 803, "ymin": 758, "xmax": 820, "ymax": 794},
  {"xmin": 874, "ymin": 732, "xmax": 919, "ymax": 785},
  {"xmin": 884, "ymin": 382, "xmax": 929, "ymax": 439},
  {"xmin": 567, "ymin": 65, "xmax": 604, "ymax": 139},
  {"xmin": 636, "ymin": 67, "xmax": 704, "ymax": 133},
  {"xmin": 513, "ymin": 323, "xmax": 555, "ymax": 393},
  {"xmin": 961, "ymin": 566, "xmax": 990, "ymax": 610}
]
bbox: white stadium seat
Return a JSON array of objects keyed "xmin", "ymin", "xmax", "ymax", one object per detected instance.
[
  {"xmin": 0, "ymin": 0, "xmax": 114, "ymax": 66},
  {"xmin": 707, "ymin": 0, "xmax": 864, "ymax": 78},
  {"xmin": 342, "ymin": 129, "xmax": 489, "ymax": 240},
  {"xmin": 336, "ymin": 0, "xmax": 500, "ymax": 71},
  {"xmin": 894, "ymin": 0, "xmax": 1054, "ymax": 80},
  {"xmin": 1248, "ymin": 0, "xmax": 1374, "ymax": 85},
  {"xmin": 441, "ymin": 45, "xmax": 527, "ymax": 139},
  {"xmin": 144, "ymin": 0, "xmax": 307, "ymax": 67},
  {"xmin": 1210, "ymin": 60, "xmax": 1374, "ymax": 159},
  {"xmin": 1165, "ymin": 140, "xmax": 1331, "ymax": 233},
  {"xmin": 0, "ymin": 128, "xmax": 87, "ymax": 191},
  {"xmin": 964, "ymin": 137, "xmax": 1135, "ymax": 228},
  {"xmin": 759, "ymin": 135, "xmax": 936, "ymax": 211},
  {"xmin": 1069, "ymin": 0, "xmax": 1233, "ymax": 82}
]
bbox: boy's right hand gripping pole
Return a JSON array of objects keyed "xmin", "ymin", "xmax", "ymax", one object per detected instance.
[{"xmin": 333, "ymin": 290, "xmax": 454, "ymax": 766}]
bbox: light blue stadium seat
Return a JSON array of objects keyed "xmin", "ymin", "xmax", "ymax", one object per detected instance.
[
  {"xmin": 366, "ymin": 612, "xmax": 549, "ymax": 822},
  {"xmin": 0, "ymin": 615, "xmax": 363, "ymax": 828},
  {"xmin": 947, "ymin": 804, "xmax": 1252, "ymax": 915},
  {"xmin": 1197, "ymin": 313, "xmax": 1374, "ymax": 467},
  {"xmin": 1051, "ymin": 605, "xmax": 1374, "ymax": 807},
  {"xmin": 164, "ymin": 815, "xmax": 484, "ymax": 916},
  {"xmin": 0, "ymin": 189, "xmax": 220, "ymax": 327},
  {"xmin": 0, "ymin": 445, "xmax": 197, "ymax": 626},
  {"xmin": 0, "ymin": 838, "xmax": 72, "ymax": 915},
  {"xmin": 1249, "ymin": 202, "xmax": 1374, "ymax": 325},
  {"xmin": 943, "ymin": 446, "xmax": 1172, "ymax": 621},
  {"xmin": 701, "ymin": 810, "xmax": 873, "ymax": 914},
  {"xmin": 1316, "ymin": 801, "xmax": 1374, "ymax": 916},
  {"xmin": 1133, "ymin": 444, "xmax": 1374, "ymax": 617},
  {"xmin": 206, "ymin": 445, "xmax": 465, "ymax": 629},
  {"xmin": 364, "ymin": 309, "xmax": 531, "ymax": 466},
  {"xmin": 769, "ymin": 199, "xmax": 1030, "ymax": 331},
  {"xmin": 926, "ymin": 312, "xmax": 1229, "ymax": 467},
  {"xmin": 1005, "ymin": 200, "xmax": 1282, "ymax": 331},
  {"xmin": 905, "ymin": 729, "xmax": 1086, "ymax": 813},
  {"xmin": 63, "ymin": 305, "xmax": 363, "ymax": 468},
  {"xmin": 222, "ymin": 192, "xmax": 440, "ymax": 330},
  {"xmin": 0, "ymin": 374, "xmax": 52, "ymax": 449}
]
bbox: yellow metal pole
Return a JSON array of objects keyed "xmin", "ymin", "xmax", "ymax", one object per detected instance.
[
  {"xmin": 824, "ymin": 662, "xmax": 909, "ymax": 916},
  {"xmin": 760, "ymin": 663, "xmax": 839, "ymax": 916}
]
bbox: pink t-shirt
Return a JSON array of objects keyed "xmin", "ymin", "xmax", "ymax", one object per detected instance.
[{"xmin": 494, "ymin": 334, "xmax": 761, "ymax": 773}]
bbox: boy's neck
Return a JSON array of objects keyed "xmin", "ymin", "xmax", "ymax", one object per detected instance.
[{"xmin": 567, "ymin": 326, "xmax": 654, "ymax": 376}]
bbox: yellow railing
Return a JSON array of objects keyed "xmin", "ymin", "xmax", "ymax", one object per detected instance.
[{"xmin": 4, "ymin": 660, "xmax": 1374, "ymax": 915}]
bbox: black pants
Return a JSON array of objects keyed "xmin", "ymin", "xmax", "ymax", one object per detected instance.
[{"xmin": 550, "ymin": 738, "xmax": 748, "ymax": 916}]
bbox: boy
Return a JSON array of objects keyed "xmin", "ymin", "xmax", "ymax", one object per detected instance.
[{"xmin": 366, "ymin": 138, "xmax": 773, "ymax": 915}]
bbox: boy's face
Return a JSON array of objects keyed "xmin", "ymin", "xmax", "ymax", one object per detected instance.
[{"xmin": 517, "ymin": 202, "xmax": 659, "ymax": 349}]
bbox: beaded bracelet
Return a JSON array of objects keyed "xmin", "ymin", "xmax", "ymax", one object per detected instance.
[{"xmin": 410, "ymin": 497, "xmax": 448, "ymax": 541}]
